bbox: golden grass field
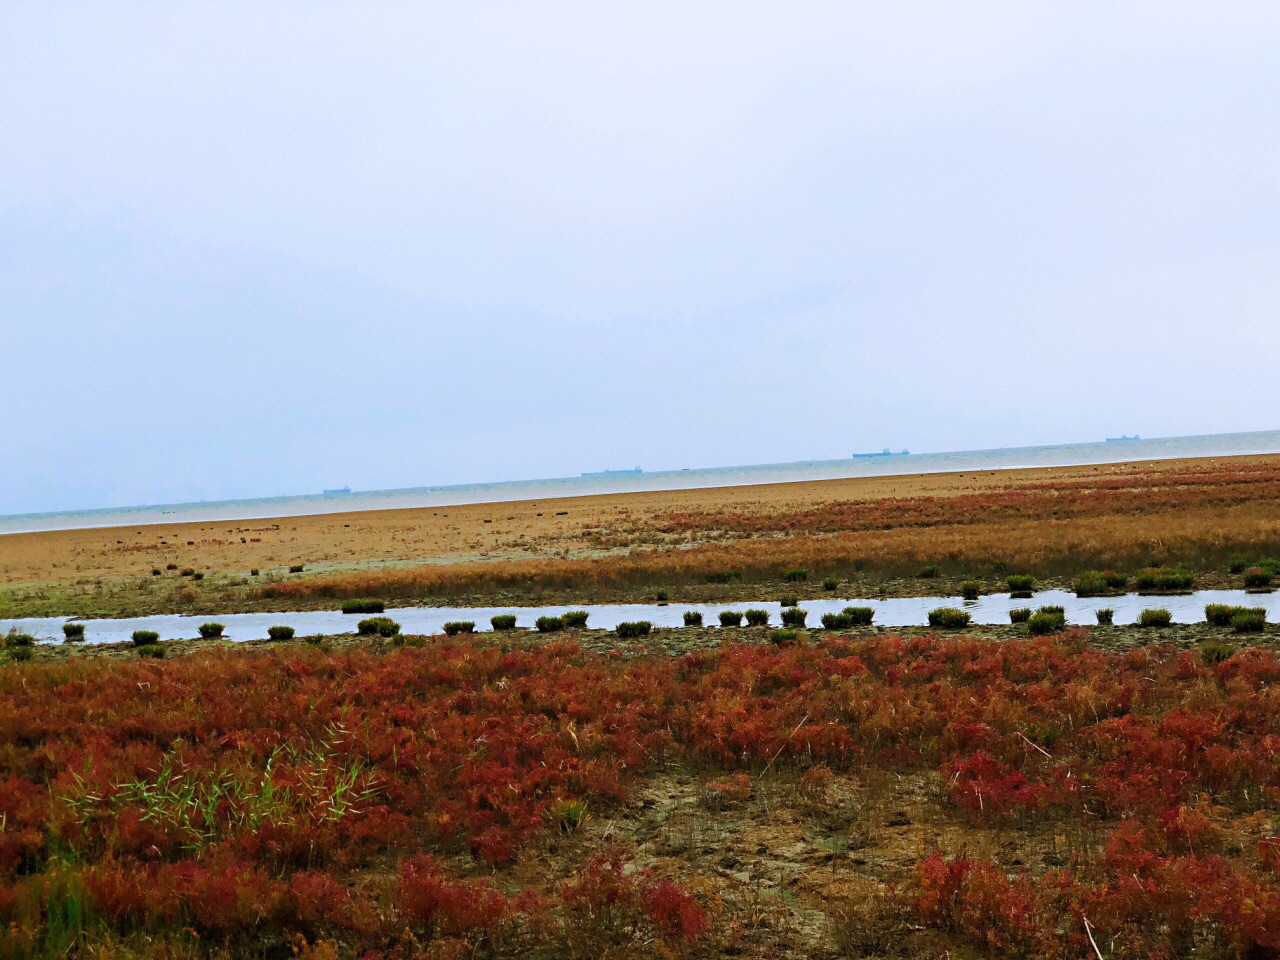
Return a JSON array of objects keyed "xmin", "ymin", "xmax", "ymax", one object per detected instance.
[{"xmin": 3, "ymin": 453, "xmax": 1279, "ymax": 618}]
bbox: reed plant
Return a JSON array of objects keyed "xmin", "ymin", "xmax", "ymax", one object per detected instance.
[{"xmin": 781, "ymin": 607, "xmax": 808, "ymax": 628}]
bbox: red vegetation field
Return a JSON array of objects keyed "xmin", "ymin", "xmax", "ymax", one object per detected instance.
[{"xmin": 4, "ymin": 630, "xmax": 1280, "ymax": 956}]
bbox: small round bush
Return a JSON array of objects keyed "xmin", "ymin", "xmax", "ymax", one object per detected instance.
[
  {"xmin": 151, "ymin": 568, "xmax": 162, "ymax": 576},
  {"xmin": 918, "ymin": 565, "xmax": 940, "ymax": 579},
  {"xmin": 1201, "ymin": 641, "xmax": 1236, "ymax": 665},
  {"xmin": 289, "ymin": 564, "xmax": 305, "ymax": 574},
  {"xmin": 655, "ymin": 590, "xmax": 669, "ymax": 602},
  {"xmin": 192, "ymin": 572, "xmax": 204, "ymax": 581},
  {"xmin": 1104, "ymin": 571, "xmax": 1129, "ymax": 589},
  {"xmin": 490, "ymin": 614, "xmax": 517, "ymax": 631},
  {"xmin": 616, "ymin": 621, "xmax": 652, "ymax": 638},
  {"xmin": 822, "ymin": 577, "xmax": 839, "ymax": 591},
  {"xmin": 928, "ymin": 608, "xmax": 970, "ymax": 629},
  {"xmin": 342, "ymin": 599, "xmax": 385, "ymax": 614},
  {"xmin": 198, "ymin": 622, "xmax": 224, "ymax": 639},
  {"xmin": 442, "ymin": 621, "xmax": 474, "ymax": 637},
  {"xmin": 821, "ymin": 612, "xmax": 853, "ymax": 630},
  {"xmin": 165, "ymin": 563, "xmax": 178, "ymax": 570},
  {"xmin": 683, "ymin": 611, "xmax": 703, "ymax": 627},
  {"xmin": 960, "ymin": 581, "xmax": 981, "ymax": 601},
  {"xmin": 535, "ymin": 616, "xmax": 564, "ymax": 633},
  {"xmin": 780, "ymin": 607, "xmax": 807, "ymax": 628},
  {"xmin": 562, "ymin": 610, "xmax": 589, "ymax": 629},
  {"xmin": 1244, "ymin": 567, "xmax": 1274, "ymax": 589},
  {"xmin": 267, "ymin": 625, "xmax": 295, "ymax": 641},
  {"xmin": 62, "ymin": 623, "xmax": 86, "ymax": 641},
  {"xmin": 180, "ymin": 568, "xmax": 195, "ymax": 577},
  {"xmin": 5, "ymin": 631, "xmax": 35, "ymax": 648},
  {"xmin": 719, "ymin": 611, "xmax": 743, "ymax": 627},
  {"xmin": 250, "ymin": 569, "xmax": 259, "ymax": 576},
  {"xmin": 1073, "ymin": 571, "xmax": 1108, "ymax": 597},
  {"xmin": 783, "ymin": 568, "xmax": 808, "ymax": 583},
  {"xmin": 1232, "ymin": 609, "xmax": 1267, "ymax": 634},
  {"xmin": 138, "ymin": 645, "xmax": 165, "ymax": 659},
  {"xmin": 779, "ymin": 595, "xmax": 799, "ymax": 608},
  {"xmin": 1006, "ymin": 574, "xmax": 1036, "ymax": 594},
  {"xmin": 7, "ymin": 646, "xmax": 33, "ymax": 662},
  {"xmin": 1027, "ymin": 612, "xmax": 1063, "ymax": 636},
  {"xmin": 1095, "ymin": 608, "xmax": 1115, "ymax": 625},
  {"xmin": 843, "ymin": 606, "xmax": 875, "ymax": 626},
  {"xmin": 1205, "ymin": 604, "xmax": 1238, "ymax": 627},
  {"xmin": 359, "ymin": 617, "xmax": 402, "ymax": 637},
  {"xmin": 131, "ymin": 630, "xmax": 160, "ymax": 647},
  {"xmin": 744, "ymin": 609, "xmax": 769, "ymax": 627},
  {"xmin": 1138, "ymin": 608, "xmax": 1172, "ymax": 628},
  {"xmin": 1009, "ymin": 608, "xmax": 1032, "ymax": 624},
  {"xmin": 769, "ymin": 629, "xmax": 798, "ymax": 645}
]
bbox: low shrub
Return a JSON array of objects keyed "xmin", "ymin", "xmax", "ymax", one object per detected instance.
[
  {"xmin": 138, "ymin": 645, "xmax": 165, "ymax": 659},
  {"xmin": 1229, "ymin": 556, "xmax": 1250, "ymax": 574},
  {"xmin": 616, "ymin": 621, "xmax": 652, "ymax": 638},
  {"xmin": 289, "ymin": 564, "xmax": 305, "ymax": 574},
  {"xmin": 1136, "ymin": 567, "xmax": 1194, "ymax": 592},
  {"xmin": 822, "ymin": 577, "xmax": 839, "ymax": 591},
  {"xmin": 1201, "ymin": 641, "xmax": 1237, "ymax": 664},
  {"xmin": 1096, "ymin": 608, "xmax": 1114, "ymax": 625},
  {"xmin": 5, "ymin": 631, "xmax": 35, "ymax": 648},
  {"xmin": 442, "ymin": 621, "xmax": 475, "ymax": 636},
  {"xmin": 562, "ymin": 610, "xmax": 590, "ymax": 629},
  {"xmin": 1206, "ymin": 604, "xmax": 1239, "ymax": 627},
  {"xmin": 62, "ymin": 623, "xmax": 85, "ymax": 641},
  {"xmin": 928, "ymin": 608, "xmax": 971, "ymax": 629},
  {"xmin": 704, "ymin": 570, "xmax": 741, "ymax": 584},
  {"xmin": 1038, "ymin": 604, "xmax": 1066, "ymax": 619},
  {"xmin": 180, "ymin": 568, "xmax": 195, "ymax": 577},
  {"xmin": 918, "ymin": 565, "xmax": 940, "ymax": 579},
  {"xmin": 655, "ymin": 590, "xmax": 669, "ymax": 602},
  {"xmin": 1009, "ymin": 608, "xmax": 1032, "ymax": 624},
  {"xmin": 1105, "ymin": 571, "xmax": 1129, "ymax": 589},
  {"xmin": 719, "ymin": 611, "xmax": 743, "ymax": 627},
  {"xmin": 535, "ymin": 616, "xmax": 564, "ymax": 633},
  {"xmin": 548, "ymin": 798, "xmax": 591, "ymax": 833},
  {"xmin": 1244, "ymin": 567, "xmax": 1274, "ymax": 589},
  {"xmin": 960, "ymin": 581, "xmax": 981, "ymax": 601},
  {"xmin": 843, "ymin": 606, "xmax": 875, "ymax": 625},
  {"xmin": 781, "ymin": 607, "xmax": 807, "ymax": 628},
  {"xmin": 744, "ymin": 609, "xmax": 769, "ymax": 627},
  {"xmin": 165, "ymin": 563, "xmax": 177, "ymax": 570},
  {"xmin": 131, "ymin": 630, "xmax": 159, "ymax": 647},
  {"xmin": 1028, "ymin": 612, "xmax": 1063, "ymax": 636},
  {"xmin": 267, "ymin": 625, "xmax": 295, "ymax": 641},
  {"xmin": 1232, "ymin": 609, "xmax": 1267, "ymax": 634},
  {"xmin": 357, "ymin": 617, "xmax": 398, "ymax": 636},
  {"xmin": 151, "ymin": 568, "xmax": 162, "ymax": 576},
  {"xmin": 683, "ymin": 611, "xmax": 703, "ymax": 627},
  {"xmin": 784, "ymin": 568, "xmax": 808, "ymax": 582},
  {"xmin": 821, "ymin": 612, "xmax": 853, "ymax": 630},
  {"xmin": 197, "ymin": 622, "xmax": 224, "ymax": 639},
  {"xmin": 250, "ymin": 568, "xmax": 259, "ymax": 576},
  {"xmin": 769, "ymin": 629, "xmax": 798, "ymax": 645},
  {"xmin": 1006, "ymin": 574, "xmax": 1036, "ymax": 593},
  {"xmin": 779, "ymin": 595, "xmax": 799, "ymax": 608},
  {"xmin": 192, "ymin": 572, "xmax": 204, "ymax": 581},
  {"xmin": 342, "ymin": 598, "xmax": 385, "ymax": 614},
  {"xmin": 490, "ymin": 614, "xmax": 518, "ymax": 631},
  {"xmin": 1139, "ymin": 608, "xmax": 1172, "ymax": 628},
  {"xmin": 1073, "ymin": 571, "xmax": 1109, "ymax": 597},
  {"xmin": 7, "ymin": 646, "xmax": 33, "ymax": 662}
]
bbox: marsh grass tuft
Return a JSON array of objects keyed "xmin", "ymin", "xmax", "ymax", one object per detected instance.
[
  {"xmin": 562, "ymin": 610, "xmax": 590, "ymax": 629},
  {"xmin": 719, "ymin": 611, "xmax": 743, "ymax": 627},
  {"xmin": 960, "ymin": 581, "xmax": 981, "ymax": 601},
  {"xmin": 62, "ymin": 623, "xmax": 86, "ymax": 641},
  {"xmin": 821, "ymin": 612, "xmax": 853, "ymax": 630},
  {"xmin": 342, "ymin": 599, "xmax": 385, "ymax": 614},
  {"xmin": 781, "ymin": 607, "xmax": 808, "ymax": 628},
  {"xmin": 784, "ymin": 568, "xmax": 809, "ymax": 582},
  {"xmin": 1139, "ymin": 608, "xmax": 1173, "ymax": 628},
  {"xmin": 1009, "ymin": 608, "xmax": 1032, "ymax": 624},
  {"xmin": 442, "ymin": 621, "xmax": 474, "ymax": 636},
  {"xmin": 1096, "ymin": 608, "xmax": 1115, "ymax": 625},
  {"xmin": 267, "ymin": 625, "xmax": 295, "ymax": 641},
  {"xmin": 131, "ymin": 630, "xmax": 160, "ymax": 647},
  {"xmin": 535, "ymin": 616, "xmax": 564, "ymax": 633},
  {"xmin": 197, "ymin": 623, "xmax": 224, "ymax": 639},
  {"xmin": 744, "ymin": 609, "xmax": 769, "ymax": 627},
  {"xmin": 843, "ymin": 606, "xmax": 875, "ymax": 625},
  {"xmin": 490, "ymin": 614, "xmax": 517, "ymax": 631},
  {"xmin": 928, "ymin": 608, "xmax": 970, "ymax": 629},
  {"xmin": 682, "ymin": 611, "xmax": 703, "ymax": 627},
  {"xmin": 615, "ymin": 621, "xmax": 651, "ymax": 638},
  {"xmin": 769, "ymin": 628, "xmax": 798, "ymax": 644}
]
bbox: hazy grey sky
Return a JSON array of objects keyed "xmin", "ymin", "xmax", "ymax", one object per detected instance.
[{"xmin": 2, "ymin": 2, "xmax": 1278, "ymax": 514}]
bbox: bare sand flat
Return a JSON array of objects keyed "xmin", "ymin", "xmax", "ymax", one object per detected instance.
[{"xmin": 5, "ymin": 453, "xmax": 1276, "ymax": 588}]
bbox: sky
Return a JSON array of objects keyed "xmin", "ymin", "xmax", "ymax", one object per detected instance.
[{"xmin": 2, "ymin": 2, "xmax": 1278, "ymax": 515}]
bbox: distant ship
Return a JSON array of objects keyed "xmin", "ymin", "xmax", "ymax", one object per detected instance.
[
  {"xmin": 322, "ymin": 486, "xmax": 352, "ymax": 496},
  {"xmin": 852, "ymin": 448, "xmax": 910, "ymax": 459},
  {"xmin": 1105, "ymin": 435, "xmax": 1141, "ymax": 443},
  {"xmin": 581, "ymin": 467, "xmax": 643, "ymax": 477}
]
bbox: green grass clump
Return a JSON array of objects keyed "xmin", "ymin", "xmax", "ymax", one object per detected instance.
[
  {"xmin": 289, "ymin": 564, "xmax": 305, "ymax": 574},
  {"xmin": 5, "ymin": 631, "xmax": 34, "ymax": 648},
  {"xmin": 918, "ymin": 565, "xmax": 940, "ymax": 579},
  {"xmin": 719, "ymin": 611, "xmax": 743, "ymax": 627},
  {"xmin": 357, "ymin": 617, "xmax": 402, "ymax": 637},
  {"xmin": 744, "ymin": 609, "xmax": 769, "ymax": 627},
  {"xmin": 1232, "ymin": 609, "xmax": 1267, "ymax": 634},
  {"xmin": 1027, "ymin": 612, "xmax": 1064, "ymax": 636},
  {"xmin": 62, "ymin": 623, "xmax": 86, "ymax": 641},
  {"xmin": 781, "ymin": 607, "xmax": 807, "ymax": 628},
  {"xmin": 1138, "ymin": 608, "xmax": 1172, "ymax": 628},
  {"xmin": 1244, "ymin": 567, "xmax": 1274, "ymax": 589},
  {"xmin": 821, "ymin": 612, "xmax": 853, "ymax": 630},
  {"xmin": 1201, "ymin": 641, "xmax": 1236, "ymax": 665},
  {"xmin": 1095, "ymin": 608, "xmax": 1114, "ymax": 625},
  {"xmin": 442, "ymin": 621, "xmax": 474, "ymax": 637},
  {"xmin": 535, "ymin": 616, "xmax": 564, "ymax": 633},
  {"xmin": 562, "ymin": 610, "xmax": 590, "ymax": 629},
  {"xmin": 683, "ymin": 611, "xmax": 703, "ymax": 627},
  {"xmin": 490, "ymin": 614, "xmax": 517, "ymax": 631},
  {"xmin": 928, "ymin": 608, "xmax": 971, "ymax": 629},
  {"xmin": 342, "ymin": 599, "xmax": 385, "ymax": 614},
  {"xmin": 7, "ymin": 646, "xmax": 33, "ymax": 662},
  {"xmin": 192, "ymin": 572, "xmax": 204, "ymax": 581},
  {"xmin": 843, "ymin": 606, "xmax": 875, "ymax": 626},
  {"xmin": 769, "ymin": 629, "xmax": 798, "ymax": 645},
  {"xmin": 138, "ymin": 645, "xmax": 165, "ymax": 659},
  {"xmin": 960, "ymin": 581, "xmax": 981, "ymax": 601},
  {"xmin": 779, "ymin": 595, "xmax": 799, "ymax": 608},
  {"xmin": 1205, "ymin": 604, "xmax": 1239, "ymax": 627},
  {"xmin": 822, "ymin": 577, "xmax": 839, "ymax": 591},
  {"xmin": 131, "ymin": 630, "xmax": 160, "ymax": 647},
  {"xmin": 151, "ymin": 569, "xmax": 162, "ymax": 576},
  {"xmin": 1105, "ymin": 571, "xmax": 1129, "ymax": 589},
  {"xmin": 198, "ymin": 622, "xmax": 224, "ymax": 639},
  {"xmin": 616, "ymin": 621, "xmax": 652, "ymax": 638},
  {"xmin": 783, "ymin": 568, "xmax": 809, "ymax": 582},
  {"xmin": 1136, "ymin": 567, "xmax": 1194, "ymax": 592},
  {"xmin": 655, "ymin": 590, "xmax": 669, "ymax": 602},
  {"xmin": 1006, "ymin": 574, "xmax": 1036, "ymax": 595},
  {"xmin": 548, "ymin": 798, "xmax": 591, "ymax": 833},
  {"xmin": 1009, "ymin": 608, "xmax": 1032, "ymax": 624},
  {"xmin": 1073, "ymin": 571, "xmax": 1109, "ymax": 597},
  {"xmin": 267, "ymin": 625, "xmax": 295, "ymax": 641},
  {"xmin": 704, "ymin": 570, "xmax": 742, "ymax": 584}
]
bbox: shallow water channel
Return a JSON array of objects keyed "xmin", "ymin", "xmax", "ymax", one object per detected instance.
[{"xmin": 3, "ymin": 590, "xmax": 1278, "ymax": 646}]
